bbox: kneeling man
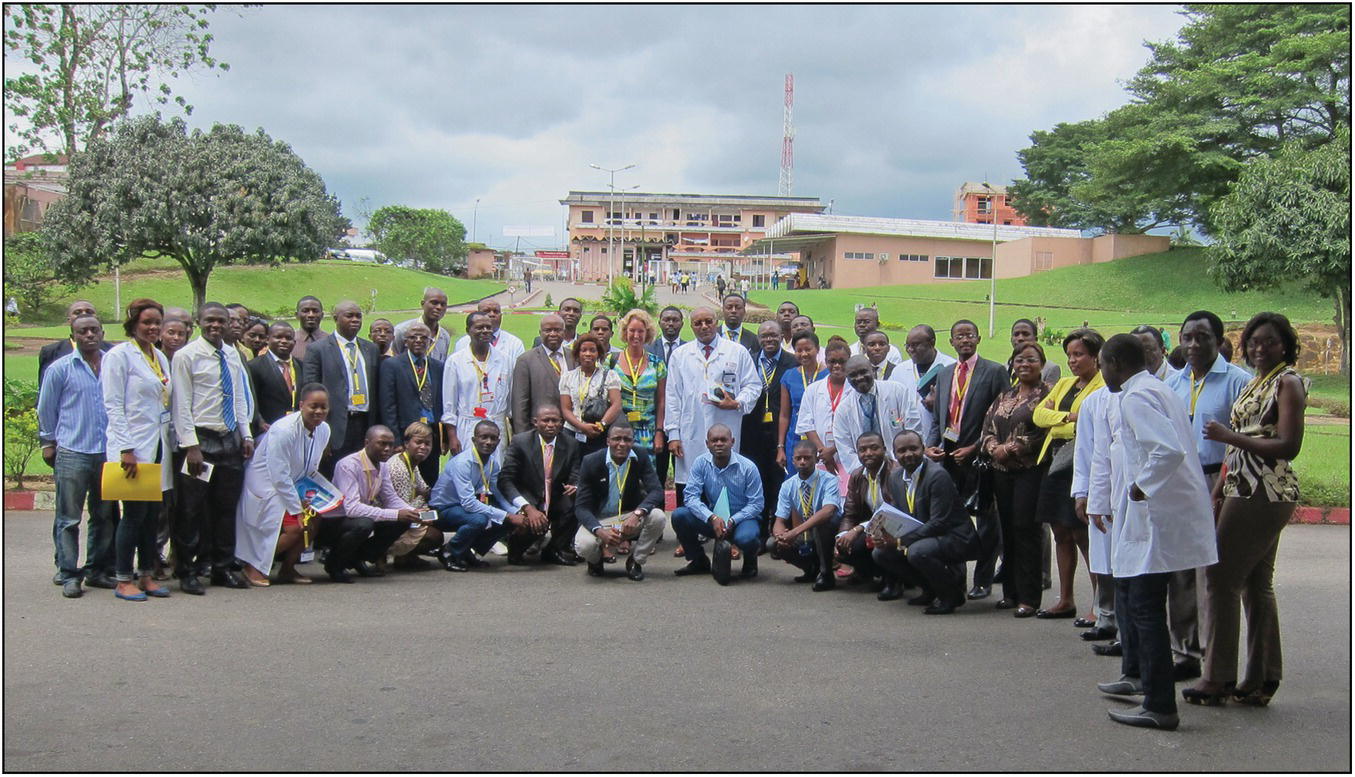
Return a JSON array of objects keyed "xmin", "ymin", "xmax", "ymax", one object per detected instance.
[
  {"xmin": 871, "ymin": 430, "xmax": 978, "ymax": 614},
  {"xmin": 767, "ymin": 439, "xmax": 842, "ymax": 591},
  {"xmin": 574, "ymin": 424, "xmax": 667, "ymax": 581},
  {"xmin": 498, "ymin": 404, "xmax": 581, "ymax": 566},
  {"xmin": 671, "ymin": 424, "xmax": 764, "ymax": 582},
  {"xmin": 428, "ymin": 420, "xmax": 532, "ymax": 571}
]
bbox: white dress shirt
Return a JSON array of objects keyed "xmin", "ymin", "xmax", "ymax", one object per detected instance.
[
  {"xmin": 849, "ymin": 340, "xmax": 905, "ymax": 366},
  {"xmin": 330, "ymin": 332, "xmax": 371, "ymax": 413},
  {"xmin": 455, "ymin": 329, "xmax": 526, "ymax": 365},
  {"xmin": 170, "ymin": 336, "xmax": 253, "ymax": 447},
  {"xmin": 442, "ymin": 345, "xmax": 514, "ymax": 451}
]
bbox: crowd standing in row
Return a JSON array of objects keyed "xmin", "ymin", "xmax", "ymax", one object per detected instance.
[{"xmin": 36, "ymin": 286, "xmax": 1308, "ymax": 730}]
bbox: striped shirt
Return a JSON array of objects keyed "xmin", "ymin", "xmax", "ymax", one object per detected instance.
[{"xmin": 37, "ymin": 350, "xmax": 108, "ymax": 454}]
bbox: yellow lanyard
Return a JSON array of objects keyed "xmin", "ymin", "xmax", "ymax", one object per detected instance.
[
  {"xmin": 137, "ymin": 342, "xmax": 170, "ymax": 407},
  {"xmin": 472, "ymin": 446, "xmax": 492, "ymax": 497},
  {"xmin": 408, "ymin": 352, "xmax": 428, "ymax": 392},
  {"xmin": 621, "ymin": 349, "xmax": 646, "ymax": 407},
  {"xmin": 279, "ymin": 357, "xmax": 297, "ymax": 406},
  {"xmin": 1189, "ymin": 371, "xmax": 1208, "ymax": 418},
  {"xmin": 866, "ymin": 469, "xmax": 882, "ymax": 508},
  {"xmin": 906, "ymin": 480, "xmax": 916, "ymax": 513},
  {"xmin": 800, "ymin": 366, "xmax": 814, "ymax": 391},
  {"xmin": 759, "ymin": 357, "xmax": 776, "ymax": 392},
  {"xmin": 1237, "ymin": 362, "xmax": 1286, "ymax": 406},
  {"xmin": 577, "ymin": 368, "xmax": 599, "ymax": 403},
  {"xmin": 798, "ymin": 477, "xmax": 817, "ymax": 519},
  {"xmin": 342, "ymin": 341, "xmax": 364, "ymax": 388},
  {"xmin": 610, "ymin": 458, "xmax": 632, "ymax": 515},
  {"xmin": 398, "ymin": 451, "xmax": 415, "ymax": 481}
]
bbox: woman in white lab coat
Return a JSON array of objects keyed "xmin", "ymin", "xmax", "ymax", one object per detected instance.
[
  {"xmin": 235, "ymin": 383, "xmax": 331, "ymax": 585},
  {"xmin": 103, "ymin": 299, "xmax": 176, "ymax": 602}
]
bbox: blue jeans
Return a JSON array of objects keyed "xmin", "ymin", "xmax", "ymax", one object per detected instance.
[
  {"xmin": 52, "ymin": 448, "xmax": 119, "ymax": 582},
  {"xmin": 670, "ymin": 506, "xmax": 760, "ymax": 563},
  {"xmin": 115, "ymin": 500, "xmax": 161, "ymax": 581},
  {"xmin": 433, "ymin": 505, "xmax": 509, "ymax": 560}
]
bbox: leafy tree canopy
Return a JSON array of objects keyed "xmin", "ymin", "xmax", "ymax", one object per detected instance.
[{"xmin": 367, "ymin": 205, "xmax": 468, "ymax": 276}]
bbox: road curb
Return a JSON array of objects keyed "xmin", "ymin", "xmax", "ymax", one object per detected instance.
[
  {"xmin": 4, "ymin": 490, "xmax": 55, "ymax": 511},
  {"xmin": 1292, "ymin": 506, "xmax": 1350, "ymax": 524}
]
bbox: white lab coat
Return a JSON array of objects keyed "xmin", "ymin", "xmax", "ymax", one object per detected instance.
[
  {"xmin": 894, "ymin": 352, "xmax": 957, "ymax": 447},
  {"xmin": 664, "ymin": 337, "xmax": 760, "ymax": 482},
  {"xmin": 101, "ymin": 342, "xmax": 174, "ymax": 492},
  {"xmin": 832, "ymin": 379, "xmax": 924, "ymax": 475},
  {"xmin": 235, "ymin": 412, "xmax": 329, "ymax": 574},
  {"xmin": 1073, "ymin": 386, "xmax": 1115, "ymax": 575},
  {"xmin": 1111, "ymin": 371, "xmax": 1218, "ymax": 578},
  {"xmin": 442, "ymin": 346, "xmax": 514, "ymax": 451}
]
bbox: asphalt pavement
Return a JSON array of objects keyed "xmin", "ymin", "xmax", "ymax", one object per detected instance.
[{"xmin": 3, "ymin": 511, "xmax": 1349, "ymax": 772}]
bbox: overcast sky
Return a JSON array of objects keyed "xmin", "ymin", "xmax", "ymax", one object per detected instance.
[{"xmin": 8, "ymin": 4, "xmax": 1186, "ymax": 251}]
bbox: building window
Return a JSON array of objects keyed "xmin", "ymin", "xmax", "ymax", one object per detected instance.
[
  {"xmin": 957, "ymin": 257, "xmax": 993, "ymax": 279},
  {"xmin": 934, "ymin": 256, "xmax": 965, "ymax": 279},
  {"xmin": 1003, "ymin": 220, "xmax": 1012, "ymax": 225},
  {"xmin": 581, "ymin": 210, "xmax": 594, "ymax": 223},
  {"xmin": 752, "ymin": 214, "xmax": 765, "ymax": 227},
  {"xmin": 976, "ymin": 197, "xmax": 991, "ymax": 214},
  {"xmin": 898, "ymin": 253, "xmax": 928, "ymax": 262},
  {"xmin": 844, "ymin": 251, "xmax": 875, "ymax": 261},
  {"xmin": 672, "ymin": 208, "xmax": 680, "ymax": 220}
]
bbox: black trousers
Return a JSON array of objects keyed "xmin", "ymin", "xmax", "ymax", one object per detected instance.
[
  {"xmin": 655, "ymin": 447, "xmax": 670, "ymax": 488},
  {"xmin": 172, "ymin": 429, "xmax": 245, "ymax": 576},
  {"xmin": 942, "ymin": 449, "xmax": 999, "ymax": 588},
  {"xmin": 874, "ymin": 536, "xmax": 968, "ymax": 606},
  {"xmin": 321, "ymin": 412, "xmax": 372, "ymax": 478},
  {"xmin": 1117, "ymin": 573, "xmax": 1177, "ymax": 715},
  {"xmin": 841, "ymin": 530, "xmax": 884, "ymax": 580},
  {"xmin": 993, "ymin": 467, "xmax": 1044, "ymax": 607},
  {"xmin": 505, "ymin": 498, "xmax": 577, "ymax": 558},
  {"xmin": 317, "ymin": 514, "xmax": 406, "ymax": 569},
  {"xmin": 764, "ymin": 520, "xmax": 835, "ymax": 575}
]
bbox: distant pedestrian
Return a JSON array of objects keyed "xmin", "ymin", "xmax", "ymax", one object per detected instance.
[
  {"xmin": 680, "ymin": 273, "xmax": 690, "ymax": 294},
  {"xmin": 740, "ymin": 278, "xmax": 750, "ymax": 298},
  {"xmin": 524, "ymin": 268, "xmax": 533, "ymax": 293},
  {"xmin": 772, "ymin": 273, "xmax": 781, "ymax": 290},
  {"xmin": 716, "ymin": 275, "xmax": 727, "ymax": 299}
]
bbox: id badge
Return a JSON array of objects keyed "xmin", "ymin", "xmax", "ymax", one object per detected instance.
[
  {"xmin": 350, "ymin": 392, "xmax": 366, "ymax": 406},
  {"xmin": 477, "ymin": 493, "xmax": 489, "ymax": 505},
  {"xmin": 762, "ymin": 411, "xmax": 773, "ymax": 423},
  {"xmin": 943, "ymin": 427, "xmax": 960, "ymax": 443},
  {"xmin": 160, "ymin": 409, "xmax": 172, "ymax": 426},
  {"xmin": 419, "ymin": 409, "xmax": 435, "ymax": 424},
  {"xmin": 627, "ymin": 411, "xmax": 642, "ymax": 422}
]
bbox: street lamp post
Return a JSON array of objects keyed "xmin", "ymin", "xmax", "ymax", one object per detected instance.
[
  {"xmin": 982, "ymin": 182, "xmax": 1000, "ymax": 337},
  {"xmin": 590, "ymin": 163, "xmax": 635, "ymax": 285},
  {"xmin": 472, "ymin": 198, "xmax": 480, "ymax": 244}
]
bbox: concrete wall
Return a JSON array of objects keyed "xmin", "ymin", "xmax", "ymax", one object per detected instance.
[
  {"xmin": 996, "ymin": 237, "xmax": 1094, "ymax": 279},
  {"xmin": 466, "ymin": 248, "xmax": 497, "ymax": 279},
  {"xmin": 1091, "ymin": 233, "xmax": 1170, "ymax": 263}
]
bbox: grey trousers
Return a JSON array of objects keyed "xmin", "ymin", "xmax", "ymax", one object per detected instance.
[
  {"xmin": 1166, "ymin": 470, "xmax": 1217, "ymax": 664},
  {"xmin": 575, "ymin": 509, "xmax": 666, "ymax": 566}
]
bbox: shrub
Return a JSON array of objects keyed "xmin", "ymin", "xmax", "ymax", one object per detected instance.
[
  {"xmin": 544, "ymin": 293, "xmax": 553, "ymax": 309},
  {"xmin": 4, "ymin": 378, "xmax": 41, "ymax": 490},
  {"xmin": 599, "ymin": 277, "xmax": 657, "ymax": 315}
]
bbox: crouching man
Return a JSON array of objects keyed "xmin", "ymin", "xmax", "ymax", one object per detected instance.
[{"xmin": 574, "ymin": 424, "xmax": 666, "ymax": 581}]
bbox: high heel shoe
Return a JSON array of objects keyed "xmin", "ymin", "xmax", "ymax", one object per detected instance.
[
  {"xmin": 1233, "ymin": 680, "xmax": 1279, "ymax": 707},
  {"xmin": 1182, "ymin": 682, "xmax": 1234, "ymax": 706}
]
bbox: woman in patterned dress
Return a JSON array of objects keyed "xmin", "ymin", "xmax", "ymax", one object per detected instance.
[{"xmin": 609, "ymin": 309, "xmax": 667, "ymax": 457}]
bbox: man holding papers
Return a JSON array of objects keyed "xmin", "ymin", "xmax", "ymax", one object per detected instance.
[
  {"xmin": 871, "ymin": 430, "xmax": 979, "ymax": 614},
  {"xmin": 766, "ymin": 439, "xmax": 843, "ymax": 591}
]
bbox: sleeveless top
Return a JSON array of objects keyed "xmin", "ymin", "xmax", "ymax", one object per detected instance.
[{"xmin": 1222, "ymin": 365, "xmax": 1306, "ymax": 502}]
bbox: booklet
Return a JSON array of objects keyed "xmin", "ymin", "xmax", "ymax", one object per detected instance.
[
  {"xmin": 295, "ymin": 474, "xmax": 344, "ymax": 514},
  {"xmin": 868, "ymin": 502, "xmax": 925, "ymax": 538}
]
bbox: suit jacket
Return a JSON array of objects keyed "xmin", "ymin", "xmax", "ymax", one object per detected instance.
[
  {"xmin": 574, "ymin": 447, "xmax": 663, "ymax": 533},
  {"xmin": 378, "ymin": 351, "xmax": 445, "ymax": 439},
  {"xmin": 247, "ymin": 352, "xmax": 303, "ymax": 435},
  {"xmin": 38, "ymin": 338, "xmax": 111, "ymax": 387},
  {"xmin": 740, "ymin": 349, "xmax": 797, "ymax": 463},
  {"xmin": 721, "ymin": 326, "xmax": 760, "ymax": 356},
  {"xmin": 498, "ymin": 430, "xmax": 580, "ymax": 516},
  {"xmin": 841, "ymin": 460, "xmax": 896, "ymax": 531},
  {"xmin": 511, "ymin": 346, "xmax": 575, "ymax": 434},
  {"xmin": 929, "ymin": 356, "xmax": 1009, "ymax": 449},
  {"xmin": 648, "ymin": 337, "xmax": 686, "ymax": 366},
  {"xmin": 302, "ymin": 335, "xmax": 381, "ymax": 451},
  {"xmin": 887, "ymin": 459, "xmax": 978, "ymax": 556}
]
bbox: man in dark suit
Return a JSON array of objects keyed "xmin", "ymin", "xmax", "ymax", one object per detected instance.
[
  {"xmin": 532, "ymin": 297, "xmax": 584, "ymax": 351},
  {"xmin": 573, "ymin": 423, "xmax": 666, "ymax": 580},
  {"xmin": 37, "ymin": 299, "xmax": 112, "ymax": 387},
  {"xmin": 247, "ymin": 321, "xmax": 303, "ymax": 436},
  {"xmin": 497, "ymin": 404, "xmax": 581, "ymax": 566},
  {"xmin": 873, "ymin": 430, "xmax": 980, "ymax": 614},
  {"xmin": 378, "ymin": 321, "xmax": 446, "ymax": 486},
  {"xmin": 512, "ymin": 313, "xmax": 574, "ymax": 435},
  {"xmin": 302, "ymin": 300, "xmax": 381, "ymax": 474},
  {"xmin": 741, "ymin": 320, "xmax": 796, "ymax": 538},
  {"xmin": 925, "ymin": 319, "xmax": 1009, "ymax": 600},
  {"xmin": 720, "ymin": 294, "xmax": 760, "ymax": 355},
  {"xmin": 648, "ymin": 306, "xmax": 686, "ymax": 485}
]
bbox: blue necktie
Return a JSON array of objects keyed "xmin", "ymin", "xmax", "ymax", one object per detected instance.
[
  {"xmin": 862, "ymin": 393, "xmax": 878, "ymax": 435},
  {"xmin": 217, "ymin": 348, "xmax": 237, "ymax": 432}
]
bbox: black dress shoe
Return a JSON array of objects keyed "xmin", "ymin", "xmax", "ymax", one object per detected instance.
[
  {"xmin": 506, "ymin": 553, "xmax": 530, "ymax": 566},
  {"xmin": 792, "ymin": 570, "xmax": 815, "ymax": 583},
  {"xmin": 180, "ymin": 575, "xmax": 205, "ymax": 595},
  {"xmin": 61, "ymin": 579, "xmax": 83, "ymax": 598},
  {"xmin": 325, "ymin": 565, "xmax": 354, "ymax": 583},
  {"xmin": 1080, "ymin": 626, "xmax": 1118, "ymax": 642},
  {"xmin": 351, "ymin": 560, "xmax": 382, "ymax": 577},
  {"xmin": 812, "ymin": 572, "xmax": 835, "ymax": 591},
  {"xmin": 924, "ymin": 602, "xmax": 957, "ymax": 614},
  {"xmin": 463, "ymin": 552, "xmax": 487, "ymax": 568},
  {"xmin": 212, "ymin": 569, "xmax": 249, "ymax": 589},
  {"xmin": 740, "ymin": 556, "xmax": 758, "ymax": 579},
  {"xmin": 541, "ymin": 550, "xmax": 578, "ymax": 567},
  {"xmin": 877, "ymin": 582, "xmax": 902, "ymax": 601},
  {"xmin": 673, "ymin": 559, "xmax": 712, "ymax": 576},
  {"xmin": 625, "ymin": 558, "xmax": 645, "ymax": 581},
  {"xmin": 1035, "ymin": 607, "xmax": 1076, "ymax": 619},
  {"xmin": 907, "ymin": 592, "xmax": 935, "ymax": 606},
  {"xmin": 995, "ymin": 598, "xmax": 1018, "ymax": 610},
  {"xmin": 84, "ymin": 573, "xmax": 117, "ymax": 590},
  {"xmin": 441, "ymin": 554, "xmax": 469, "ymax": 572},
  {"xmin": 1172, "ymin": 660, "xmax": 1202, "ymax": 681},
  {"xmin": 1092, "ymin": 640, "xmax": 1123, "ymax": 657},
  {"xmin": 966, "ymin": 585, "xmax": 991, "ymax": 600},
  {"xmin": 586, "ymin": 560, "xmax": 605, "ymax": 577}
]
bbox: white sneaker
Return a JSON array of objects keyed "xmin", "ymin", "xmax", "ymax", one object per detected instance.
[{"xmin": 489, "ymin": 541, "xmax": 509, "ymax": 556}]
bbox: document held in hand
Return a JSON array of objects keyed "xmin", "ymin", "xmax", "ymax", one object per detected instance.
[
  {"xmin": 100, "ymin": 462, "xmax": 163, "ymax": 502},
  {"xmin": 295, "ymin": 474, "xmax": 345, "ymax": 514},
  {"xmin": 869, "ymin": 502, "xmax": 924, "ymax": 539}
]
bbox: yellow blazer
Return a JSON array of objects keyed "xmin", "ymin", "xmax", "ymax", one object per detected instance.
[{"xmin": 1032, "ymin": 373, "xmax": 1105, "ymax": 464}]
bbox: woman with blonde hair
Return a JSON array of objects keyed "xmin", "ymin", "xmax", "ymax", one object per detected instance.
[{"xmin": 608, "ymin": 309, "xmax": 667, "ymax": 457}]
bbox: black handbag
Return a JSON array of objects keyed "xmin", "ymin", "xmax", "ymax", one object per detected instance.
[
  {"xmin": 1046, "ymin": 439, "xmax": 1076, "ymax": 477},
  {"xmin": 579, "ymin": 369, "xmax": 612, "ymax": 424},
  {"xmin": 963, "ymin": 456, "xmax": 995, "ymax": 515}
]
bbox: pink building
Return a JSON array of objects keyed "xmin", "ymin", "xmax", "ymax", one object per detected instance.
[
  {"xmin": 3, "ymin": 153, "xmax": 69, "ymax": 236},
  {"xmin": 953, "ymin": 182, "xmax": 1027, "ymax": 226},
  {"xmin": 559, "ymin": 191, "xmax": 825, "ymax": 283}
]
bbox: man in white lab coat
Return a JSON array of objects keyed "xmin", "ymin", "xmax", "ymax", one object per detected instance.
[
  {"xmin": 833, "ymin": 355, "xmax": 924, "ymax": 475},
  {"xmin": 1094, "ymin": 334, "xmax": 1218, "ymax": 731},
  {"xmin": 664, "ymin": 307, "xmax": 760, "ymax": 490}
]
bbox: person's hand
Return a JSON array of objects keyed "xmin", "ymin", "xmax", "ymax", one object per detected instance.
[
  {"xmin": 1202, "ymin": 420, "xmax": 1233, "ymax": 444},
  {"xmin": 990, "ymin": 443, "xmax": 1010, "ymax": 466},
  {"xmin": 595, "ymin": 526, "xmax": 620, "ymax": 546},
  {"xmin": 446, "ymin": 432, "xmax": 462, "ymax": 456},
  {"xmin": 709, "ymin": 515, "xmax": 728, "ymax": 539},
  {"xmin": 621, "ymin": 512, "xmax": 642, "ymax": 539},
  {"xmin": 41, "ymin": 445, "xmax": 56, "ymax": 468},
  {"xmin": 715, "ymin": 396, "xmax": 741, "ymax": 411},
  {"xmin": 523, "ymin": 505, "xmax": 548, "ymax": 533},
  {"xmin": 1089, "ymin": 513, "xmax": 1108, "ymax": 533},
  {"xmin": 505, "ymin": 512, "xmax": 530, "ymax": 535},
  {"xmin": 259, "ymin": 422, "xmax": 271, "ymax": 434},
  {"xmin": 185, "ymin": 446, "xmax": 204, "ymax": 477},
  {"xmin": 120, "ymin": 451, "xmax": 138, "ymax": 477},
  {"xmin": 924, "ymin": 445, "xmax": 946, "ymax": 461},
  {"xmin": 668, "ymin": 440, "xmax": 684, "ymax": 459},
  {"xmin": 1074, "ymin": 497, "xmax": 1089, "ymax": 526},
  {"xmin": 820, "ymin": 446, "xmax": 838, "ymax": 470},
  {"xmin": 300, "ymin": 497, "xmax": 312, "ymax": 511},
  {"xmin": 835, "ymin": 528, "xmax": 856, "ymax": 556},
  {"xmin": 396, "ymin": 508, "xmax": 422, "ymax": 523},
  {"xmin": 775, "ymin": 447, "xmax": 786, "ymax": 469},
  {"xmin": 1129, "ymin": 483, "xmax": 1146, "ymax": 502},
  {"xmin": 241, "ymin": 438, "xmax": 255, "ymax": 459},
  {"xmin": 951, "ymin": 444, "xmax": 978, "ymax": 465},
  {"xmin": 1066, "ymin": 410, "xmax": 1079, "ymax": 424},
  {"xmin": 563, "ymin": 484, "xmax": 577, "ymax": 496},
  {"xmin": 653, "ymin": 430, "xmax": 666, "ymax": 452},
  {"xmin": 874, "ymin": 526, "xmax": 895, "ymax": 547}
]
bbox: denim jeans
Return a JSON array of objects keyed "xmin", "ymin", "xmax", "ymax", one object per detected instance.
[
  {"xmin": 670, "ymin": 507, "xmax": 760, "ymax": 563},
  {"xmin": 115, "ymin": 500, "xmax": 161, "ymax": 581},
  {"xmin": 432, "ymin": 505, "xmax": 509, "ymax": 560},
  {"xmin": 52, "ymin": 448, "xmax": 119, "ymax": 582}
]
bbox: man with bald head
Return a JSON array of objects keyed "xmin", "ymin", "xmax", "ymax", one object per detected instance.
[
  {"xmin": 454, "ymin": 298, "xmax": 525, "ymax": 364},
  {"xmin": 380, "ymin": 321, "xmax": 447, "ymax": 486},
  {"xmin": 664, "ymin": 306, "xmax": 760, "ymax": 500},
  {"xmin": 324, "ymin": 424, "xmax": 423, "ymax": 582},
  {"xmin": 512, "ymin": 313, "xmax": 575, "ymax": 434},
  {"xmin": 394, "ymin": 287, "xmax": 452, "ymax": 362},
  {"xmin": 37, "ymin": 299, "xmax": 112, "ymax": 387},
  {"xmin": 303, "ymin": 299, "xmax": 382, "ymax": 472},
  {"xmin": 671, "ymin": 424, "xmax": 765, "ymax": 582}
]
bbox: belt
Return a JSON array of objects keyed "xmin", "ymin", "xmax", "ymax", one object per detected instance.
[
  {"xmin": 349, "ymin": 411, "xmax": 368, "ymax": 419},
  {"xmin": 1201, "ymin": 462, "xmax": 1222, "ymax": 475}
]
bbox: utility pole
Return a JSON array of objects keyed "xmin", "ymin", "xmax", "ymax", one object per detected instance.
[{"xmin": 589, "ymin": 163, "xmax": 635, "ymax": 285}]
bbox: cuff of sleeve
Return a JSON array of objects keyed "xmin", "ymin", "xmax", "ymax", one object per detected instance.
[{"xmin": 512, "ymin": 496, "xmax": 528, "ymax": 509}]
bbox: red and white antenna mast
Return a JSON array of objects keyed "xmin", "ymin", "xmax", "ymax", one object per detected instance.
[{"xmin": 779, "ymin": 73, "xmax": 794, "ymax": 196}]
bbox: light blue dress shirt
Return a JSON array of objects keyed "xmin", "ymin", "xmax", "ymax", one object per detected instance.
[
  {"xmin": 775, "ymin": 467, "xmax": 843, "ymax": 521},
  {"xmin": 1163, "ymin": 354, "xmax": 1252, "ymax": 468},
  {"xmin": 682, "ymin": 452, "xmax": 765, "ymax": 527},
  {"xmin": 429, "ymin": 448, "xmax": 514, "ymax": 523},
  {"xmin": 37, "ymin": 351, "xmax": 107, "ymax": 454}
]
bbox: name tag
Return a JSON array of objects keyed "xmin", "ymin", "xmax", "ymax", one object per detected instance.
[
  {"xmin": 477, "ymin": 493, "xmax": 489, "ymax": 505},
  {"xmin": 627, "ymin": 411, "xmax": 642, "ymax": 422},
  {"xmin": 762, "ymin": 411, "xmax": 773, "ymax": 423},
  {"xmin": 419, "ymin": 409, "xmax": 435, "ymax": 424},
  {"xmin": 350, "ymin": 392, "xmax": 367, "ymax": 406},
  {"xmin": 160, "ymin": 409, "xmax": 172, "ymax": 426},
  {"xmin": 943, "ymin": 427, "xmax": 960, "ymax": 443}
]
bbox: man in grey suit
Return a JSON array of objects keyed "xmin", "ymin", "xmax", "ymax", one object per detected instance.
[
  {"xmin": 511, "ymin": 314, "xmax": 575, "ymax": 436},
  {"xmin": 302, "ymin": 300, "xmax": 382, "ymax": 475},
  {"xmin": 925, "ymin": 319, "xmax": 1010, "ymax": 600},
  {"xmin": 648, "ymin": 306, "xmax": 686, "ymax": 485}
]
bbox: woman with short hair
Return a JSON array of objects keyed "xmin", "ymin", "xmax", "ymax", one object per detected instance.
[
  {"xmin": 609, "ymin": 309, "xmax": 667, "ymax": 456},
  {"xmin": 559, "ymin": 333, "xmax": 623, "ymax": 456}
]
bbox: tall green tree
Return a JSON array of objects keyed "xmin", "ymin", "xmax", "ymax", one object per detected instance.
[
  {"xmin": 367, "ymin": 205, "xmax": 468, "ymax": 276},
  {"xmin": 42, "ymin": 115, "xmax": 346, "ymax": 311},
  {"xmin": 4, "ymin": 4, "xmax": 230, "ymax": 159},
  {"xmin": 1208, "ymin": 129, "xmax": 1351, "ymax": 375}
]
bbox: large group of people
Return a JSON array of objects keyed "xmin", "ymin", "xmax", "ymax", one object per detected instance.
[{"xmin": 36, "ymin": 285, "xmax": 1310, "ymax": 731}]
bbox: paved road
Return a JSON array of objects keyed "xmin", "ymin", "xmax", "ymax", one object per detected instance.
[{"xmin": 4, "ymin": 512, "xmax": 1348, "ymax": 771}]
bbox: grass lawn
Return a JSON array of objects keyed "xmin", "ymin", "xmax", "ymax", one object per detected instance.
[{"xmin": 1297, "ymin": 422, "xmax": 1350, "ymax": 507}]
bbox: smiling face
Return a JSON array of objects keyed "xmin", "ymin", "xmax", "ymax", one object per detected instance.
[
  {"xmin": 469, "ymin": 313, "xmax": 495, "ymax": 346},
  {"xmin": 299, "ymin": 388, "xmax": 330, "ymax": 430},
  {"xmin": 243, "ymin": 322, "xmax": 268, "ymax": 353},
  {"xmin": 268, "ymin": 324, "xmax": 296, "ymax": 360},
  {"xmin": 577, "ymin": 340, "xmax": 599, "ymax": 371},
  {"xmin": 1244, "ymin": 322, "xmax": 1286, "ymax": 373},
  {"xmin": 758, "ymin": 321, "xmax": 782, "ymax": 357},
  {"xmin": 950, "ymin": 322, "xmax": 980, "ymax": 360},
  {"xmin": 606, "ymin": 424, "xmax": 635, "ymax": 461},
  {"xmin": 199, "ymin": 306, "xmax": 229, "ymax": 347},
  {"xmin": 794, "ymin": 337, "xmax": 820, "ymax": 370},
  {"xmin": 1011, "ymin": 345, "xmax": 1044, "ymax": 384},
  {"xmin": 472, "ymin": 423, "xmax": 500, "ymax": 457},
  {"xmin": 895, "ymin": 432, "xmax": 924, "ymax": 471},
  {"xmin": 623, "ymin": 317, "xmax": 649, "ymax": 348},
  {"xmin": 856, "ymin": 434, "xmax": 885, "ymax": 471},
  {"xmin": 905, "ymin": 327, "xmax": 937, "ymax": 365},
  {"xmin": 132, "ymin": 306, "xmax": 162, "ymax": 347},
  {"xmin": 846, "ymin": 356, "xmax": 875, "ymax": 395},
  {"xmin": 824, "ymin": 348, "xmax": 849, "ymax": 381}
]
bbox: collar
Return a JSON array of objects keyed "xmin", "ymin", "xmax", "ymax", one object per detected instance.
[
  {"xmin": 904, "ymin": 460, "xmax": 925, "ymax": 484},
  {"xmin": 864, "ymin": 460, "xmax": 889, "ymax": 480},
  {"xmin": 332, "ymin": 332, "xmax": 357, "ymax": 348},
  {"xmin": 958, "ymin": 352, "xmax": 979, "ymax": 370},
  {"xmin": 664, "ymin": 337, "xmax": 681, "ymax": 347},
  {"xmin": 1120, "ymin": 370, "xmax": 1153, "ymax": 392},
  {"xmin": 1206, "ymin": 352, "xmax": 1230, "ymax": 375},
  {"xmin": 607, "ymin": 450, "xmax": 637, "ymax": 467},
  {"xmin": 709, "ymin": 454, "xmax": 736, "ymax": 473},
  {"xmin": 270, "ymin": 351, "xmax": 291, "ymax": 364}
]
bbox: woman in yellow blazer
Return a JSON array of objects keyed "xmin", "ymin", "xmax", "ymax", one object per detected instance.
[{"xmin": 1031, "ymin": 329, "xmax": 1106, "ymax": 619}]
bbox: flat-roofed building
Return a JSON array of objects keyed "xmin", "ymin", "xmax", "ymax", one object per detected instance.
[
  {"xmin": 743, "ymin": 213, "xmax": 1170, "ymax": 290},
  {"xmin": 560, "ymin": 191, "xmax": 825, "ymax": 282},
  {"xmin": 953, "ymin": 182, "xmax": 1026, "ymax": 226}
]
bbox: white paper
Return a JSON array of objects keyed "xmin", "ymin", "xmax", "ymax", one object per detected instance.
[
  {"xmin": 180, "ymin": 459, "xmax": 214, "ymax": 482},
  {"xmin": 868, "ymin": 502, "xmax": 924, "ymax": 538}
]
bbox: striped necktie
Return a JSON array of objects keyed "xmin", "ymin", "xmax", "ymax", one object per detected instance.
[{"xmin": 217, "ymin": 347, "xmax": 236, "ymax": 432}]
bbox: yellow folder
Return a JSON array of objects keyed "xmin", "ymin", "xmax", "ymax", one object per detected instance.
[{"xmin": 101, "ymin": 462, "xmax": 163, "ymax": 502}]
